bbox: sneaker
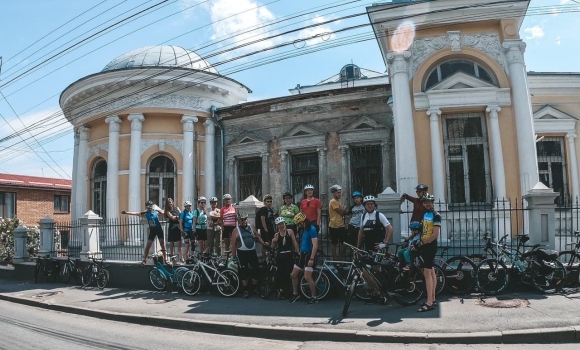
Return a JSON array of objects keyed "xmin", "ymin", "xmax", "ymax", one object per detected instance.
[
  {"xmin": 290, "ymin": 294, "xmax": 300, "ymax": 303},
  {"xmin": 277, "ymin": 291, "xmax": 285, "ymax": 300},
  {"xmin": 307, "ymin": 297, "xmax": 318, "ymax": 305},
  {"xmin": 243, "ymin": 291, "xmax": 250, "ymax": 299}
]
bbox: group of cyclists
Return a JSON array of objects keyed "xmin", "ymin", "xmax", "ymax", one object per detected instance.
[{"xmin": 123, "ymin": 182, "xmax": 441, "ymax": 311}]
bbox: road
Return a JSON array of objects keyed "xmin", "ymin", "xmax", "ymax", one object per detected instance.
[{"xmin": 1, "ymin": 301, "xmax": 578, "ymax": 350}]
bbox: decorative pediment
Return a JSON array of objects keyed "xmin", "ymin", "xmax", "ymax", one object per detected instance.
[
  {"xmin": 338, "ymin": 115, "xmax": 387, "ymax": 134},
  {"xmin": 226, "ymin": 131, "xmax": 266, "ymax": 147},
  {"xmin": 427, "ymin": 72, "xmax": 496, "ymax": 91},
  {"xmin": 280, "ymin": 123, "xmax": 324, "ymax": 138},
  {"xmin": 534, "ymin": 105, "xmax": 578, "ymax": 121},
  {"xmin": 534, "ymin": 105, "xmax": 577, "ymax": 134}
]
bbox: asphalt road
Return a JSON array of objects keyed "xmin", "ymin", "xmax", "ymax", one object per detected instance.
[{"xmin": 1, "ymin": 301, "xmax": 579, "ymax": 350}]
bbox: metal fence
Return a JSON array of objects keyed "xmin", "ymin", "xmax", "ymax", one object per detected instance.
[{"xmin": 555, "ymin": 198, "xmax": 580, "ymax": 253}]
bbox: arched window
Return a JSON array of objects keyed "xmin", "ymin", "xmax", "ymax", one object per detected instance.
[
  {"xmin": 147, "ymin": 154, "xmax": 176, "ymax": 207},
  {"xmin": 424, "ymin": 59, "xmax": 497, "ymax": 91},
  {"xmin": 91, "ymin": 159, "xmax": 107, "ymax": 217},
  {"xmin": 340, "ymin": 64, "xmax": 362, "ymax": 81}
]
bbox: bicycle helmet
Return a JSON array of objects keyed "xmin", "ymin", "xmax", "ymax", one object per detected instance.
[
  {"xmin": 197, "ymin": 196, "xmax": 207, "ymax": 203},
  {"xmin": 209, "ymin": 196, "xmax": 218, "ymax": 202},
  {"xmin": 263, "ymin": 194, "xmax": 273, "ymax": 201},
  {"xmin": 330, "ymin": 184, "xmax": 342, "ymax": 193},
  {"xmin": 293, "ymin": 212, "xmax": 306, "ymax": 225},
  {"xmin": 363, "ymin": 195, "xmax": 376, "ymax": 204},
  {"xmin": 145, "ymin": 200, "xmax": 154, "ymax": 208},
  {"xmin": 223, "ymin": 194, "xmax": 232, "ymax": 200},
  {"xmin": 184, "ymin": 201, "xmax": 192, "ymax": 207},
  {"xmin": 415, "ymin": 184, "xmax": 429, "ymax": 191},
  {"xmin": 409, "ymin": 221, "xmax": 421, "ymax": 230},
  {"xmin": 421, "ymin": 193, "xmax": 435, "ymax": 202},
  {"xmin": 352, "ymin": 191, "xmax": 362, "ymax": 198},
  {"xmin": 304, "ymin": 184, "xmax": 315, "ymax": 190},
  {"xmin": 274, "ymin": 217, "xmax": 286, "ymax": 225},
  {"xmin": 237, "ymin": 211, "xmax": 248, "ymax": 219},
  {"xmin": 282, "ymin": 191, "xmax": 292, "ymax": 199}
]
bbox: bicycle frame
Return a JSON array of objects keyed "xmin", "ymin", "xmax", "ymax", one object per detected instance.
[
  {"xmin": 316, "ymin": 259, "xmax": 357, "ymax": 288},
  {"xmin": 193, "ymin": 260, "xmax": 230, "ymax": 287}
]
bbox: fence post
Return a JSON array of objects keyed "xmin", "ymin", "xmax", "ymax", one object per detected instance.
[
  {"xmin": 38, "ymin": 216, "xmax": 55, "ymax": 257},
  {"xmin": 80, "ymin": 210, "xmax": 103, "ymax": 261},
  {"xmin": 12, "ymin": 226, "xmax": 29, "ymax": 264},
  {"xmin": 237, "ymin": 195, "xmax": 264, "ymax": 257},
  {"xmin": 376, "ymin": 187, "xmax": 402, "ymax": 245},
  {"xmin": 523, "ymin": 183, "xmax": 558, "ymax": 249}
]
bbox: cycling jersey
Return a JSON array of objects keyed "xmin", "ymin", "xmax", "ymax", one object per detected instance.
[
  {"xmin": 348, "ymin": 204, "xmax": 365, "ymax": 228},
  {"xmin": 300, "ymin": 225, "xmax": 318, "ymax": 253},
  {"xmin": 180, "ymin": 210, "xmax": 194, "ymax": 230},
  {"xmin": 421, "ymin": 209, "xmax": 441, "ymax": 240},
  {"xmin": 193, "ymin": 208, "xmax": 207, "ymax": 229},
  {"xmin": 236, "ymin": 225, "xmax": 256, "ymax": 251},
  {"xmin": 145, "ymin": 210, "xmax": 162, "ymax": 230},
  {"xmin": 221, "ymin": 205, "xmax": 237, "ymax": 227}
]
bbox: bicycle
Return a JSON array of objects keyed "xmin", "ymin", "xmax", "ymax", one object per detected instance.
[
  {"xmin": 393, "ymin": 242, "xmax": 446, "ymax": 296},
  {"xmin": 476, "ymin": 235, "xmax": 566, "ymax": 295},
  {"xmin": 181, "ymin": 252, "xmax": 240, "ymax": 297},
  {"xmin": 259, "ymin": 246, "xmax": 278, "ymax": 299},
  {"xmin": 81, "ymin": 257, "xmax": 110, "ymax": 289},
  {"xmin": 558, "ymin": 230, "xmax": 580, "ymax": 287},
  {"xmin": 59, "ymin": 256, "xmax": 83, "ymax": 284},
  {"xmin": 34, "ymin": 255, "xmax": 59, "ymax": 283},
  {"xmin": 148, "ymin": 253, "xmax": 189, "ymax": 291}
]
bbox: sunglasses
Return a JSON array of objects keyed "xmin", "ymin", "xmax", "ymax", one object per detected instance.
[
  {"xmin": 265, "ymin": 200, "xmax": 272, "ymax": 203},
  {"xmin": 198, "ymin": 202, "xmax": 206, "ymax": 204}
]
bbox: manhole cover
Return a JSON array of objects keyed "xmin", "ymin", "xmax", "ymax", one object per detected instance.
[
  {"xmin": 32, "ymin": 291, "xmax": 63, "ymax": 298},
  {"xmin": 477, "ymin": 297, "xmax": 529, "ymax": 308},
  {"xmin": 146, "ymin": 300, "xmax": 167, "ymax": 304}
]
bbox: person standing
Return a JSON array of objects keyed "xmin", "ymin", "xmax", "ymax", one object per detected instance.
[
  {"xmin": 300, "ymin": 184, "xmax": 322, "ymax": 233},
  {"xmin": 278, "ymin": 191, "xmax": 300, "ymax": 239},
  {"xmin": 290, "ymin": 212, "xmax": 319, "ymax": 304},
  {"xmin": 401, "ymin": 184, "xmax": 429, "ymax": 224},
  {"xmin": 123, "ymin": 201, "xmax": 167, "ymax": 266},
  {"xmin": 347, "ymin": 191, "xmax": 364, "ymax": 254},
  {"xmin": 328, "ymin": 185, "xmax": 347, "ymax": 261},
  {"xmin": 272, "ymin": 216, "xmax": 300, "ymax": 299},
  {"xmin": 220, "ymin": 194, "xmax": 237, "ymax": 254},
  {"xmin": 193, "ymin": 197, "xmax": 208, "ymax": 254},
  {"xmin": 206, "ymin": 197, "xmax": 221, "ymax": 255},
  {"xmin": 164, "ymin": 198, "xmax": 183, "ymax": 262},
  {"xmin": 256, "ymin": 194, "xmax": 275, "ymax": 244},
  {"xmin": 179, "ymin": 201, "xmax": 195, "ymax": 259}
]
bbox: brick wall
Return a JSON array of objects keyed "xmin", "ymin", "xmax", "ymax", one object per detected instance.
[{"xmin": 0, "ymin": 185, "xmax": 71, "ymax": 225}]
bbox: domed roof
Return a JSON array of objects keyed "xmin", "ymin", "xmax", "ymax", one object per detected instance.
[{"xmin": 101, "ymin": 45, "xmax": 218, "ymax": 74}]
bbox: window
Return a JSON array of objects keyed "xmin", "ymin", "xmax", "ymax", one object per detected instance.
[
  {"xmin": 424, "ymin": 59, "xmax": 497, "ymax": 91},
  {"xmin": 291, "ymin": 152, "xmax": 319, "ymax": 199},
  {"xmin": 54, "ymin": 195, "xmax": 70, "ymax": 213},
  {"xmin": 350, "ymin": 145, "xmax": 383, "ymax": 196},
  {"xmin": 237, "ymin": 158, "xmax": 262, "ymax": 202},
  {"xmin": 537, "ymin": 137, "xmax": 568, "ymax": 205},
  {"xmin": 0, "ymin": 192, "xmax": 16, "ymax": 218},
  {"xmin": 340, "ymin": 64, "xmax": 362, "ymax": 81},
  {"xmin": 443, "ymin": 113, "xmax": 492, "ymax": 205},
  {"xmin": 147, "ymin": 155, "xmax": 176, "ymax": 206},
  {"xmin": 91, "ymin": 159, "xmax": 107, "ymax": 217}
]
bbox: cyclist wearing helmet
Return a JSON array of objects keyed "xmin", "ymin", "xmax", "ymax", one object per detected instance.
[
  {"xmin": 123, "ymin": 201, "xmax": 167, "ymax": 266},
  {"xmin": 220, "ymin": 194, "xmax": 237, "ymax": 255},
  {"xmin": 328, "ymin": 184, "xmax": 347, "ymax": 261},
  {"xmin": 256, "ymin": 194, "xmax": 275, "ymax": 244},
  {"xmin": 290, "ymin": 212, "xmax": 319, "ymax": 304},
  {"xmin": 272, "ymin": 216, "xmax": 300, "ymax": 299},
  {"xmin": 230, "ymin": 212, "xmax": 268, "ymax": 298},
  {"xmin": 347, "ymin": 191, "xmax": 364, "ymax": 250},
  {"xmin": 278, "ymin": 191, "xmax": 300, "ymax": 238},
  {"xmin": 164, "ymin": 198, "xmax": 183, "ymax": 263},
  {"xmin": 180, "ymin": 201, "xmax": 195, "ymax": 259},
  {"xmin": 412, "ymin": 193, "xmax": 440, "ymax": 312},
  {"xmin": 206, "ymin": 197, "xmax": 221, "ymax": 255},
  {"xmin": 401, "ymin": 184, "xmax": 429, "ymax": 223},
  {"xmin": 193, "ymin": 197, "xmax": 208, "ymax": 253},
  {"xmin": 397, "ymin": 221, "xmax": 422, "ymax": 270},
  {"xmin": 300, "ymin": 184, "xmax": 322, "ymax": 233}
]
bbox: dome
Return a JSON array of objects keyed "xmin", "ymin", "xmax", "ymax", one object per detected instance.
[{"xmin": 101, "ymin": 45, "xmax": 218, "ymax": 74}]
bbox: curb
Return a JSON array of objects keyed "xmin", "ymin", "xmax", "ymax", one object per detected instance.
[{"xmin": 0, "ymin": 293, "xmax": 578, "ymax": 344}]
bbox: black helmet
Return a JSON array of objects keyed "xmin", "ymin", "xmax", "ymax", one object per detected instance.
[
  {"xmin": 145, "ymin": 200, "xmax": 154, "ymax": 208},
  {"xmin": 282, "ymin": 191, "xmax": 292, "ymax": 199},
  {"xmin": 416, "ymin": 184, "xmax": 429, "ymax": 191}
]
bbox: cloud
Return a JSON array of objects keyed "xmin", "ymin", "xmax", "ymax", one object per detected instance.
[
  {"xmin": 556, "ymin": 36, "xmax": 562, "ymax": 45},
  {"xmin": 524, "ymin": 25, "xmax": 544, "ymax": 40},
  {"xmin": 561, "ymin": 0, "xmax": 571, "ymax": 4}
]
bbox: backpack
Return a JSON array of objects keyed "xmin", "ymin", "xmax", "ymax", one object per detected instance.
[{"xmin": 362, "ymin": 211, "xmax": 386, "ymax": 231}]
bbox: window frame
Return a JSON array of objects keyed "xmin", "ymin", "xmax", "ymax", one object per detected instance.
[
  {"xmin": 349, "ymin": 144, "xmax": 383, "ymax": 197},
  {"xmin": 536, "ymin": 136, "xmax": 569, "ymax": 205},
  {"xmin": 54, "ymin": 195, "xmax": 70, "ymax": 213},
  {"xmin": 236, "ymin": 156, "xmax": 262, "ymax": 202},
  {"xmin": 290, "ymin": 151, "xmax": 319, "ymax": 200},
  {"xmin": 424, "ymin": 59, "xmax": 498, "ymax": 91},
  {"xmin": 146, "ymin": 154, "xmax": 177, "ymax": 207},
  {"xmin": 0, "ymin": 192, "xmax": 17, "ymax": 218},
  {"xmin": 91, "ymin": 159, "xmax": 107, "ymax": 217}
]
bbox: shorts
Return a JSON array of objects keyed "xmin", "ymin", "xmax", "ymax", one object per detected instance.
[
  {"xmin": 223, "ymin": 226, "xmax": 235, "ymax": 239},
  {"xmin": 147, "ymin": 228, "xmax": 164, "ymax": 242},
  {"xmin": 419, "ymin": 240, "xmax": 438, "ymax": 269},
  {"xmin": 183, "ymin": 229, "xmax": 194, "ymax": 242},
  {"xmin": 195, "ymin": 228, "xmax": 207, "ymax": 240},
  {"xmin": 329, "ymin": 226, "xmax": 347, "ymax": 245},
  {"xmin": 347, "ymin": 225, "xmax": 360, "ymax": 247},
  {"xmin": 296, "ymin": 252, "xmax": 315, "ymax": 269},
  {"xmin": 237, "ymin": 249, "xmax": 260, "ymax": 281},
  {"xmin": 168, "ymin": 226, "xmax": 181, "ymax": 242}
]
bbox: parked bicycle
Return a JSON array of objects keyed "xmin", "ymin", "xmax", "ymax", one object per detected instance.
[
  {"xmin": 148, "ymin": 253, "xmax": 189, "ymax": 291},
  {"xmin": 259, "ymin": 246, "xmax": 278, "ymax": 299},
  {"xmin": 34, "ymin": 255, "xmax": 59, "ymax": 283},
  {"xmin": 59, "ymin": 256, "xmax": 83, "ymax": 284},
  {"xmin": 81, "ymin": 257, "xmax": 110, "ymax": 289},
  {"xmin": 181, "ymin": 251, "xmax": 240, "ymax": 297},
  {"xmin": 393, "ymin": 242, "xmax": 446, "ymax": 296},
  {"xmin": 558, "ymin": 230, "xmax": 580, "ymax": 287}
]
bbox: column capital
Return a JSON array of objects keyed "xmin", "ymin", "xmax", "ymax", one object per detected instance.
[
  {"xmin": 317, "ymin": 147, "xmax": 327, "ymax": 156},
  {"xmin": 426, "ymin": 108, "xmax": 442, "ymax": 119},
  {"xmin": 128, "ymin": 113, "xmax": 145, "ymax": 131},
  {"xmin": 502, "ymin": 40, "xmax": 526, "ymax": 64},
  {"xmin": 227, "ymin": 157, "xmax": 235, "ymax": 166},
  {"xmin": 203, "ymin": 119, "xmax": 216, "ymax": 135},
  {"xmin": 260, "ymin": 152, "xmax": 269, "ymax": 158},
  {"xmin": 181, "ymin": 115, "xmax": 198, "ymax": 132},
  {"xmin": 77, "ymin": 126, "xmax": 90, "ymax": 141},
  {"xmin": 486, "ymin": 105, "xmax": 502, "ymax": 116},
  {"xmin": 567, "ymin": 132, "xmax": 577, "ymax": 140},
  {"xmin": 339, "ymin": 145, "xmax": 349, "ymax": 155},
  {"xmin": 105, "ymin": 115, "xmax": 121, "ymax": 132},
  {"xmin": 386, "ymin": 51, "xmax": 411, "ymax": 75},
  {"xmin": 279, "ymin": 149, "xmax": 288, "ymax": 159}
]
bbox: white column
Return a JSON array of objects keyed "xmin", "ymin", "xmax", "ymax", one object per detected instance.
[
  {"xmin": 339, "ymin": 145, "xmax": 350, "ymax": 197},
  {"xmin": 105, "ymin": 115, "xmax": 121, "ymax": 219},
  {"xmin": 71, "ymin": 129, "xmax": 79, "ymax": 220},
  {"xmin": 76, "ymin": 126, "xmax": 89, "ymax": 216},
  {"xmin": 318, "ymin": 147, "xmax": 328, "ymax": 203},
  {"xmin": 128, "ymin": 113, "xmax": 144, "ymax": 212},
  {"xmin": 182, "ymin": 115, "xmax": 198, "ymax": 203},
  {"xmin": 503, "ymin": 40, "xmax": 539, "ymax": 193},
  {"xmin": 227, "ymin": 158, "xmax": 235, "ymax": 197},
  {"xmin": 427, "ymin": 108, "xmax": 445, "ymax": 201},
  {"xmin": 386, "ymin": 51, "xmax": 418, "ymax": 195},
  {"xmin": 486, "ymin": 106, "xmax": 507, "ymax": 200},
  {"xmin": 567, "ymin": 133, "xmax": 580, "ymax": 201},
  {"xmin": 261, "ymin": 152, "xmax": 270, "ymax": 195},
  {"xmin": 204, "ymin": 119, "xmax": 216, "ymax": 199}
]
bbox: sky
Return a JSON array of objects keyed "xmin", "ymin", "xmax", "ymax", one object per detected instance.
[{"xmin": 0, "ymin": 0, "xmax": 578, "ymax": 180}]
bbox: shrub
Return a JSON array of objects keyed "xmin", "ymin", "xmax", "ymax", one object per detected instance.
[{"xmin": 0, "ymin": 217, "xmax": 61, "ymax": 263}]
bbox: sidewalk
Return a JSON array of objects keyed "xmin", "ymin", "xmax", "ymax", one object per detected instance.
[{"xmin": 1, "ymin": 279, "xmax": 580, "ymax": 344}]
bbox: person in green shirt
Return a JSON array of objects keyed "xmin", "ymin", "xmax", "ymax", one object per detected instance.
[{"xmin": 278, "ymin": 191, "xmax": 300, "ymax": 238}]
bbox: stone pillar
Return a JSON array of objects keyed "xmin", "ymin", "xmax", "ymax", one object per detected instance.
[
  {"xmin": 79, "ymin": 210, "xmax": 103, "ymax": 261},
  {"xmin": 381, "ymin": 140, "xmax": 390, "ymax": 191},
  {"xmin": 280, "ymin": 150, "xmax": 289, "ymax": 194},
  {"xmin": 227, "ymin": 158, "xmax": 235, "ymax": 197},
  {"xmin": 204, "ymin": 119, "xmax": 216, "ymax": 199},
  {"xmin": 375, "ymin": 187, "xmax": 403, "ymax": 253},
  {"xmin": 486, "ymin": 106, "xmax": 507, "ymax": 200},
  {"xmin": 236, "ymin": 195, "xmax": 265, "ymax": 258},
  {"xmin": 339, "ymin": 145, "xmax": 350, "ymax": 199},
  {"xmin": 523, "ymin": 183, "xmax": 558, "ymax": 249},
  {"xmin": 76, "ymin": 126, "xmax": 89, "ymax": 217},
  {"xmin": 503, "ymin": 40, "xmax": 539, "ymax": 194},
  {"xmin": 105, "ymin": 116, "xmax": 121, "ymax": 220},
  {"xmin": 261, "ymin": 152, "xmax": 270, "ymax": 196},
  {"xmin": 182, "ymin": 115, "xmax": 198, "ymax": 203},
  {"xmin": 386, "ymin": 51, "xmax": 418, "ymax": 195},
  {"xmin": 318, "ymin": 147, "xmax": 328, "ymax": 203},
  {"xmin": 38, "ymin": 216, "xmax": 55, "ymax": 257},
  {"xmin": 71, "ymin": 129, "xmax": 79, "ymax": 220},
  {"xmin": 427, "ymin": 108, "xmax": 445, "ymax": 202},
  {"xmin": 12, "ymin": 226, "xmax": 29, "ymax": 264},
  {"xmin": 128, "ymin": 113, "xmax": 144, "ymax": 212},
  {"xmin": 567, "ymin": 133, "xmax": 580, "ymax": 202}
]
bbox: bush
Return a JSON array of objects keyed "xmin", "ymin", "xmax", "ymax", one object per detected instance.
[{"xmin": 0, "ymin": 217, "xmax": 61, "ymax": 263}]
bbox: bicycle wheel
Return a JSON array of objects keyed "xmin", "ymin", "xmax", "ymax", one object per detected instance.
[
  {"xmin": 45, "ymin": 262, "xmax": 58, "ymax": 283},
  {"xmin": 476, "ymin": 259, "xmax": 509, "ymax": 296},
  {"xmin": 300, "ymin": 270, "xmax": 331, "ymax": 300},
  {"xmin": 149, "ymin": 268, "xmax": 168, "ymax": 291},
  {"xmin": 260, "ymin": 271, "xmax": 275, "ymax": 299},
  {"xmin": 59, "ymin": 262, "xmax": 72, "ymax": 283},
  {"xmin": 73, "ymin": 267, "xmax": 83, "ymax": 285},
  {"xmin": 433, "ymin": 265, "xmax": 445, "ymax": 295},
  {"xmin": 391, "ymin": 270, "xmax": 426, "ymax": 306},
  {"xmin": 444, "ymin": 256, "xmax": 477, "ymax": 295},
  {"xmin": 81, "ymin": 266, "xmax": 93, "ymax": 287},
  {"xmin": 174, "ymin": 267, "xmax": 189, "ymax": 288},
  {"xmin": 558, "ymin": 251, "xmax": 580, "ymax": 287},
  {"xmin": 342, "ymin": 275, "xmax": 358, "ymax": 317},
  {"xmin": 181, "ymin": 270, "xmax": 202, "ymax": 296},
  {"xmin": 216, "ymin": 269, "xmax": 240, "ymax": 297},
  {"xmin": 96, "ymin": 269, "xmax": 110, "ymax": 289},
  {"xmin": 531, "ymin": 259, "xmax": 566, "ymax": 294}
]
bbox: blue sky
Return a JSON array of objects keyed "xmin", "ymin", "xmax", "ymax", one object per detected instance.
[{"xmin": 0, "ymin": 0, "xmax": 578, "ymax": 179}]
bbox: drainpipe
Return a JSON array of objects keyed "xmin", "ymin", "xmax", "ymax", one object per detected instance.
[{"xmin": 210, "ymin": 105, "xmax": 225, "ymax": 197}]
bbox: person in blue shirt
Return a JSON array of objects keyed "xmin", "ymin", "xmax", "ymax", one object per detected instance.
[
  {"xmin": 397, "ymin": 221, "xmax": 422, "ymax": 270},
  {"xmin": 123, "ymin": 200, "xmax": 167, "ymax": 266},
  {"xmin": 179, "ymin": 201, "xmax": 195, "ymax": 259},
  {"xmin": 290, "ymin": 212, "xmax": 319, "ymax": 304}
]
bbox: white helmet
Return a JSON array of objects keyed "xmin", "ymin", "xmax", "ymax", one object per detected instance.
[
  {"xmin": 223, "ymin": 194, "xmax": 232, "ymax": 200},
  {"xmin": 304, "ymin": 184, "xmax": 315, "ymax": 190},
  {"xmin": 197, "ymin": 196, "xmax": 207, "ymax": 202},
  {"xmin": 274, "ymin": 217, "xmax": 286, "ymax": 225},
  {"xmin": 363, "ymin": 195, "xmax": 376, "ymax": 204},
  {"xmin": 209, "ymin": 197, "xmax": 218, "ymax": 202},
  {"xmin": 330, "ymin": 184, "xmax": 342, "ymax": 193},
  {"xmin": 184, "ymin": 201, "xmax": 192, "ymax": 207}
]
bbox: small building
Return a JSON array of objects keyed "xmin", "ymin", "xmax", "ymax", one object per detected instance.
[{"xmin": 0, "ymin": 173, "xmax": 72, "ymax": 224}]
